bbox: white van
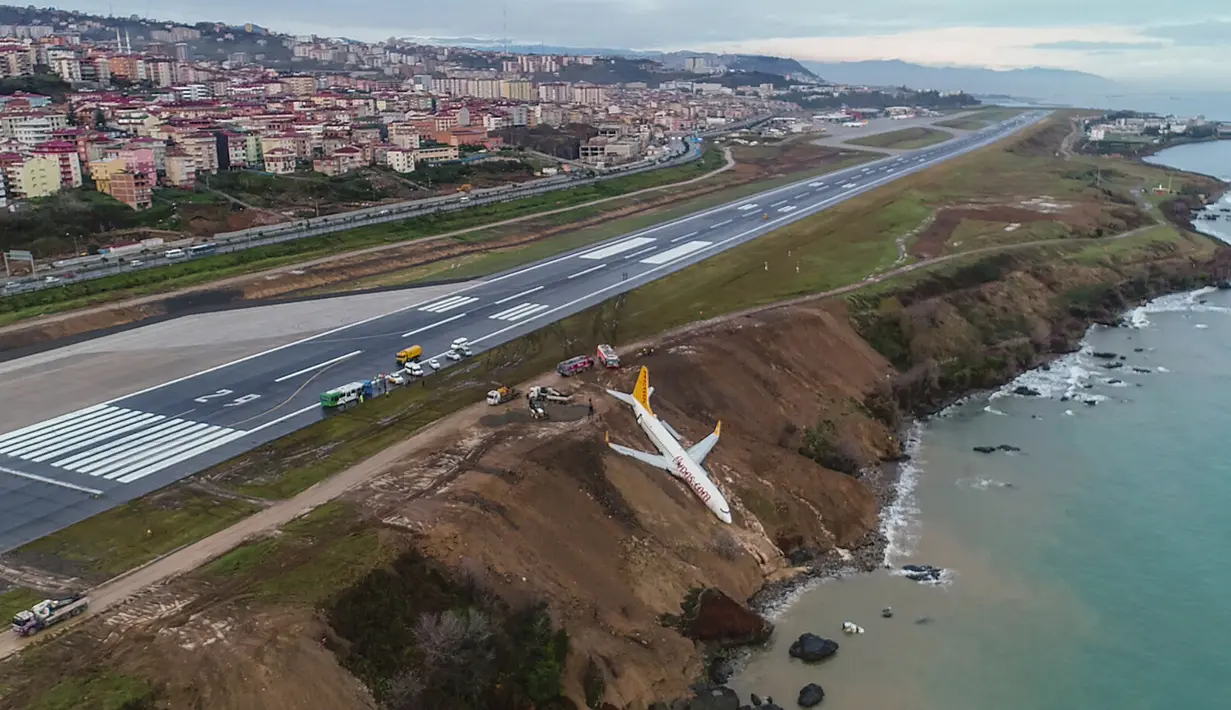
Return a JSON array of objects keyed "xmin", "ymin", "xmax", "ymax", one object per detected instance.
[{"xmin": 164, "ymin": 248, "xmax": 186, "ymax": 259}]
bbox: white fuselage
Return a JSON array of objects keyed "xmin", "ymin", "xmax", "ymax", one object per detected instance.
[{"xmin": 632, "ymin": 403, "xmax": 732, "ymax": 524}]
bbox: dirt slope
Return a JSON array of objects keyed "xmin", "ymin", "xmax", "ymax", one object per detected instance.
[{"xmin": 354, "ymin": 303, "xmax": 895, "ymax": 707}]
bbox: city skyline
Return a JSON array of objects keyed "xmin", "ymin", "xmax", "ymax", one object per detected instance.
[{"xmin": 54, "ymin": 0, "xmax": 1231, "ymax": 88}]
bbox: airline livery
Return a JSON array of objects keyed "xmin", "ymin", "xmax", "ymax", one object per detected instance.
[{"xmin": 605, "ymin": 366, "xmax": 732, "ymax": 524}]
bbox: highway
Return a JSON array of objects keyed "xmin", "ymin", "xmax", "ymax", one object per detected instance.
[
  {"xmin": 0, "ymin": 111, "xmax": 1047, "ymax": 551},
  {"xmin": 3, "ymin": 114, "xmax": 772, "ymax": 295}
]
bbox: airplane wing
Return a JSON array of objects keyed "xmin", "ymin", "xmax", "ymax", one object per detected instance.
[
  {"xmin": 607, "ymin": 441, "xmax": 672, "ymax": 472},
  {"xmin": 661, "ymin": 418, "xmax": 685, "ymax": 443},
  {"xmin": 686, "ymin": 422, "xmax": 721, "ymax": 464}
]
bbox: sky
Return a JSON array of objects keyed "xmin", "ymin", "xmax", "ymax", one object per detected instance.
[{"xmin": 71, "ymin": 0, "xmax": 1231, "ymax": 88}]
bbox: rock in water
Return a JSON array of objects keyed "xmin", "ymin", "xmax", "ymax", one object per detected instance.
[
  {"xmin": 690, "ymin": 686, "xmax": 740, "ymax": 710},
  {"xmin": 709, "ymin": 658, "xmax": 734, "ymax": 685},
  {"xmin": 882, "ymin": 607, "xmax": 894, "ymax": 618},
  {"xmin": 1091, "ymin": 351, "xmax": 1119, "ymax": 359},
  {"xmin": 798, "ymin": 684, "xmax": 825, "ymax": 708},
  {"xmin": 788, "ymin": 633, "xmax": 840, "ymax": 662},
  {"xmin": 684, "ymin": 588, "xmax": 774, "ymax": 647},
  {"xmin": 973, "ymin": 446, "xmax": 997, "ymax": 454},
  {"xmin": 1012, "ymin": 385, "xmax": 1041, "ymax": 396},
  {"xmin": 996, "ymin": 444, "xmax": 1021, "ymax": 452},
  {"xmin": 901, "ymin": 564, "xmax": 944, "ymax": 582},
  {"xmin": 750, "ymin": 694, "xmax": 763, "ymax": 707}
]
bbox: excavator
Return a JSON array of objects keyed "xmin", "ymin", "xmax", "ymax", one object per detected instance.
[{"xmin": 526, "ymin": 385, "xmax": 573, "ymax": 420}]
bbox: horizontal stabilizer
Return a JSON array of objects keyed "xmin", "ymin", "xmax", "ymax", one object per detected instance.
[
  {"xmin": 605, "ymin": 388, "xmax": 636, "ymax": 407},
  {"xmin": 686, "ymin": 421, "xmax": 721, "ymax": 464}
]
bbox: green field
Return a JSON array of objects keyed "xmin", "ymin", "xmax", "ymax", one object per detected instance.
[
  {"xmin": 846, "ymin": 127, "xmax": 953, "ymax": 150},
  {"xmin": 311, "ymin": 153, "xmax": 877, "ymax": 294},
  {"xmin": 0, "ymin": 148, "xmax": 728, "ymax": 328}
]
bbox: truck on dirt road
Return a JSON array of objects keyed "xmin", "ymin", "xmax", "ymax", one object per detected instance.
[
  {"xmin": 596, "ymin": 344, "xmax": 620, "ymax": 369},
  {"xmin": 11, "ymin": 594, "xmax": 88, "ymax": 637},
  {"xmin": 486, "ymin": 386, "xmax": 519, "ymax": 405},
  {"xmin": 556, "ymin": 355, "xmax": 595, "ymax": 377}
]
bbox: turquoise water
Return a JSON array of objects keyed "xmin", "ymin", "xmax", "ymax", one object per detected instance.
[{"xmin": 731, "ymin": 147, "xmax": 1231, "ymax": 708}]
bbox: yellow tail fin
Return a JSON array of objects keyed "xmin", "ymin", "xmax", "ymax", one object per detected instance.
[{"xmin": 632, "ymin": 366, "xmax": 653, "ymax": 414}]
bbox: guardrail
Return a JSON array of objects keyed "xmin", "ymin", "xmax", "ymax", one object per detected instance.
[{"xmin": 1, "ymin": 124, "xmax": 745, "ymax": 298}]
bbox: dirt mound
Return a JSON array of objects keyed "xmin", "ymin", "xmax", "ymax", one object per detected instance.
[{"xmin": 352, "ymin": 302, "xmax": 892, "ymax": 707}]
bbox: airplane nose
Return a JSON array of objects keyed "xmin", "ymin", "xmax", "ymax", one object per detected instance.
[{"xmin": 720, "ymin": 509, "xmax": 733, "ymax": 524}]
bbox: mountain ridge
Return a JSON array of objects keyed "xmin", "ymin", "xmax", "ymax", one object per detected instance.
[{"xmin": 801, "ymin": 59, "xmax": 1120, "ymax": 98}]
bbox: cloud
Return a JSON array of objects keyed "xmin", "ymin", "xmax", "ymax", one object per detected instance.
[
  {"xmin": 1032, "ymin": 40, "xmax": 1166, "ymax": 51},
  {"xmin": 1142, "ymin": 20, "xmax": 1231, "ymax": 45}
]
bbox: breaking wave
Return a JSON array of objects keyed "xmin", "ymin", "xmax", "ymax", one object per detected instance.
[{"xmin": 882, "ymin": 422, "xmax": 924, "ymax": 566}]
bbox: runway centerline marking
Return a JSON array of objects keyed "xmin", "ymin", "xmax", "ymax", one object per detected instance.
[
  {"xmin": 494, "ymin": 286, "xmax": 544, "ymax": 305},
  {"xmin": 402, "ymin": 312, "xmax": 469, "ymax": 337},
  {"xmin": 568, "ymin": 263, "xmax": 607, "ymax": 279},
  {"xmin": 273, "ymin": 350, "xmax": 363, "ymax": 383}
]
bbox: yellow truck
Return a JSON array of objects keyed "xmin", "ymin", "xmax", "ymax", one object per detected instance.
[{"xmin": 396, "ymin": 345, "xmax": 423, "ymax": 366}]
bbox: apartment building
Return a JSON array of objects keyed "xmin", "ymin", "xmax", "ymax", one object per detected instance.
[
  {"xmin": 108, "ymin": 170, "xmax": 153, "ymax": 209},
  {"xmin": 281, "ymin": 75, "xmax": 318, "ymax": 96},
  {"xmin": 1, "ymin": 112, "xmax": 69, "ymax": 144},
  {"xmin": 385, "ymin": 146, "xmax": 415, "ymax": 173},
  {"xmin": 262, "ymin": 147, "xmax": 296, "ymax": 174},
  {"xmin": 0, "ymin": 153, "xmax": 60, "ymax": 198},
  {"xmin": 164, "ymin": 151, "xmax": 196, "ymax": 188},
  {"xmin": 32, "ymin": 140, "xmax": 82, "ymax": 188}
]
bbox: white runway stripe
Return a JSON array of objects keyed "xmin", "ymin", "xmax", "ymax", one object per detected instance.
[
  {"xmin": 418, "ymin": 295, "xmax": 478, "ymax": 312},
  {"xmin": 640, "ymin": 240, "xmax": 712, "ymax": 265},
  {"xmin": 103, "ymin": 426, "xmax": 236, "ymax": 482},
  {"xmin": 0, "ymin": 407, "xmax": 137, "ymax": 456},
  {"xmin": 28, "ymin": 412, "xmax": 164, "ymax": 463},
  {"xmin": 0, "ymin": 404, "xmax": 107, "ymax": 446},
  {"xmin": 88, "ymin": 423, "xmax": 216, "ymax": 478},
  {"xmin": 53, "ymin": 418, "xmax": 189, "ymax": 469},
  {"xmin": 578, "ymin": 236, "xmax": 655, "ymax": 260},
  {"xmin": 490, "ymin": 303, "xmax": 549, "ymax": 321},
  {"xmin": 117, "ymin": 430, "xmax": 250, "ymax": 484}
]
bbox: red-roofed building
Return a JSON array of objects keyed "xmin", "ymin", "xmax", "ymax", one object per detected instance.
[{"xmin": 33, "ymin": 141, "xmax": 82, "ymax": 189}]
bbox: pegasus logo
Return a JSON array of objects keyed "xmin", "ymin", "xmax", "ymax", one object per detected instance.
[{"xmin": 674, "ymin": 456, "xmax": 711, "ymax": 504}]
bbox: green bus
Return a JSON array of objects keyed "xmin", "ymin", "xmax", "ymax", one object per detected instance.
[{"xmin": 320, "ymin": 382, "xmax": 366, "ymax": 409}]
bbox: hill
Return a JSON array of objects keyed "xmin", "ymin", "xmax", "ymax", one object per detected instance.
[{"xmin": 802, "ymin": 59, "xmax": 1120, "ymax": 98}]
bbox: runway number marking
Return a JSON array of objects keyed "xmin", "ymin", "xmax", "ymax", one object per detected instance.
[{"xmin": 194, "ymin": 390, "xmax": 261, "ymax": 407}]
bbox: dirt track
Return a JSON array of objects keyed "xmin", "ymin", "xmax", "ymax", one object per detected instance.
[{"xmin": 0, "ymin": 214, "xmax": 1161, "ymax": 663}]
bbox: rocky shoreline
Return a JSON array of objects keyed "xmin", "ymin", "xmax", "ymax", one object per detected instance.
[{"xmin": 661, "ymin": 251, "xmax": 1231, "ymax": 708}]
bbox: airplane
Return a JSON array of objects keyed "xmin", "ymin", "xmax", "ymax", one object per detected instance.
[{"xmin": 605, "ymin": 366, "xmax": 733, "ymax": 524}]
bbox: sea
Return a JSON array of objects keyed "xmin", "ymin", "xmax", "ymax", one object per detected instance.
[{"xmin": 729, "ymin": 140, "xmax": 1231, "ymax": 707}]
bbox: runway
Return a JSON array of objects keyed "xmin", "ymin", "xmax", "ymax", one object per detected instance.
[{"xmin": 0, "ymin": 112, "xmax": 1047, "ymax": 551}]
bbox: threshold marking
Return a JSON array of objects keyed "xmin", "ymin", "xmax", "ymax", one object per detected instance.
[
  {"xmin": 273, "ymin": 350, "xmax": 363, "ymax": 383},
  {"xmin": 579, "ymin": 236, "xmax": 655, "ymax": 260},
  {"xmin": 625, "ymin": 246, "xmax": 659, "ymax": 260},
  {"xmin": 641, "ymin": 240, "xmax": 711, "ymax": 265}
]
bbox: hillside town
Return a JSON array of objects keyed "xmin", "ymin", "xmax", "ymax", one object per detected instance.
[{"xmin": 0, "ymin": 8, "xmax": 823, "ymax": 212}]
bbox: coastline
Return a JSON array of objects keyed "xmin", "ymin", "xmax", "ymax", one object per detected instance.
[{"xmin": 729, "ymin": 276, "xmax": 1229, "ymax": 687}]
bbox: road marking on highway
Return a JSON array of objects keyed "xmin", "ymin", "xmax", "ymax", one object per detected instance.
[
  {"xmin": 641, "ymin": 240, "xmax": 712, "ymax": 265},
  {"xmin": 273, "ymin": 350, "xmax": 363, "ymax": 383},
  {"xmin": 808, "ymin": 182, "xmax": 823, "ymax": 187},
  {"xmin": 578, "ymin": 236, "xmax": 656, "ymax": 261},
  {"xmin": 402, "ymin": 312, "xmax": 469, "ymax": 337},
  {"xmin": 670, "ymin": 230, "xmax": 700, "ymax": 244},
  {"xmin": 494, "ymin": 285, "xmax": 544, "ymax": 305},
  {"xmin": 778, "ymin": 205, "xmax": 799, "ymax": 213},
  {"xmin": 625, "ymin": 246, "xmax": 659, "ymax": 260},
  {"xmin": 771, "ymin": 200, "xmax": 787, "ymax": 207},
  {"xmin": 419, "ymin": 295, "xmax": 479, "ymax": 313},
  {"xmin": 490, "ymin": 303, "xmax": 551, "ymax": 321},
  {"xmin": 737, "ymin": 203, "xmax": 758, "ymax": 211},
  {"xmin": 710, "ymin": 219, "xmax": 733, "ymax": 229},
  {"xmin": 568, "ymin": 263, "xmax": 607, "ymax": 279}
]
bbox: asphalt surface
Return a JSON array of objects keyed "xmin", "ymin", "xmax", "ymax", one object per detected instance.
[{"xmin": 0, "ymin": 112, "xmax": 1047, "ymax": 551}]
